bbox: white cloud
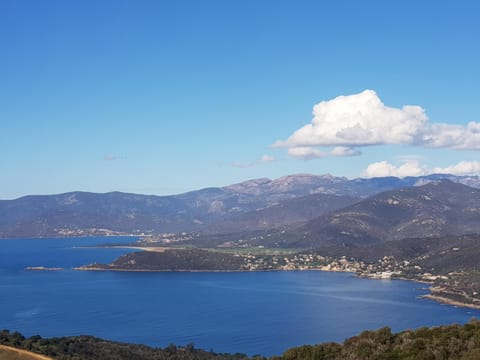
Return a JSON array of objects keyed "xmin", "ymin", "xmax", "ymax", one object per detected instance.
[
  {"xmin": 260, "ymin": 155, "xmax": 275, "ymax": 163},
  {"xmin": 363, "ymin": 160, "xmax": 427, "ymax": 178},
  {"xmin": 287, "ymin": 146, "xmax": 361, "ymax": 160},
  {"xmin": 363, "ymin": 159, "xmax": 480, "ymax": 178},
  {"xmin": 232, "ymin": 155, "xmax": 276, "ymax": 168},
  {"xmin": 433, "ymin": 161, "xmax": 480, "ymax": 175},
  {"xmin": 274, "ymin": 90, "xmax": 480, "ymax": 158}
]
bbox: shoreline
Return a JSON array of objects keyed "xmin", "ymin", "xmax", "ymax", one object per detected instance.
[
  {"xmin": 75, "ymin": 245, "xmax": 167, "ymax": 252},
  {"xmin": 73, "ymin": 266, "xmax": 326, "ymax": 273},
  {"xmin": 74, "ymin": 266, "xmax": 258, "ymax": 272},
  {"xmin": 421, "ymin": 294, "xmax": 480, "ymax": 310},
  {"xmin": 0, "ymin": 235, "xmax": 141, "ymax": 241}
]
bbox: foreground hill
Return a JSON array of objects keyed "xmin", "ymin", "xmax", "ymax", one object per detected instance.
[
  {"xmin": 3, "ymin": 320, "xmax": 480, "ymax": 359},
  {"xmin": 0, "ymin": 345, "xmax": 54, "ymax": 360},
  {"xmin": 0, "ymin": 330, "xmax": 245, "ymax": 360}
]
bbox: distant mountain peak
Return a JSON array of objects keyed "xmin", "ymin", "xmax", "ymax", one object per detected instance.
[
  {"xmin": 223, "ymin": 177, "xmax": 272, "ymax": 194},
  {"xmin": 274, "ymin": 173, "xmax": 346, "ymax": 181},
  {"xmin": 2, "ymin": 172, "xmax": 480, "ymax": 239}
]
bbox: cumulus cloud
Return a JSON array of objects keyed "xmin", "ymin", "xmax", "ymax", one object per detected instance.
[
  {"xmin": 433, "ymin": 161, "xmax": 480, "ymax": 175},
  {"xmin": 363, "ymin": 160, "xmax": 427, "ymax": 178},
  {"xmin": 274, "ymin": 90, "xmax": 480, "ymax": 158},
  {"xmin": 363, "ymin": 159, "xmax": 480, "ymax": 178},
  {"xmin": 232, "ymin": 155, "xmax": 276, "ymax": 168}
]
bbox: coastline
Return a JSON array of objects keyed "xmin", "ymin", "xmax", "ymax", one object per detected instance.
[
  {"xmin": 0, "ymin": 234, "xmax": 140, "ymax": 241},
  {"xmin": 73, "ymin": 264, "xmax": 357, "ymax": 273},
  {"xmin": 74, "ymin": 266, "xmax": 259, "ymax": 273},
  {"xmin": 421, "ymin": 294, "xmax": 480, "ymax": 310},
  {"xmin": 75, "ymin": 245, "xmax": 167, "ymax": 252}
]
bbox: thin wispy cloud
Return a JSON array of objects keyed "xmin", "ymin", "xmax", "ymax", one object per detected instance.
[
  {"xmin": 232, "ymin": 155, "xmax": 276, "ymax": 168},
  {"xmin": 274, "ymin": 90, "xmax": 480, "ymax": 159},
  {"xmin": 287, "ymin": 146, "xmax": 361, "ymax": 160},
  {"xmin": 103, "ymin": 155, "xmax": 125, "ymax": 161},
  {"xmin": 394, "ymin": 155, "xmax": 426, "ymax": 162}
]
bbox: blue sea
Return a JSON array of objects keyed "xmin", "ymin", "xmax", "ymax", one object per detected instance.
[{"xmin": 0, "ymin": 237, "xmax": 478, "ymax": 356}]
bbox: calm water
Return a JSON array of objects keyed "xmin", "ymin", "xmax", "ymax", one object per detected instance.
[{"xmin": 0, "ymin": 237, "xmax": 479, "ymax": 356}]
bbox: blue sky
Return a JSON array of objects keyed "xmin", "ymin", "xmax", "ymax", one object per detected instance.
[{"xmin": 1, "ymin": 0, "xmax": 480, "ymax": 199}]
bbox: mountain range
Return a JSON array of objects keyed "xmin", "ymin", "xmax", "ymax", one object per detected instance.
[{"xmin": 1, "ymin": 173, "xmax": 480, "ymax": 240}]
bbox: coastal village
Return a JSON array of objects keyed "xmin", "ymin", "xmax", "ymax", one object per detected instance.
[
  {"xmin": 130, "ymin": 232, "xmax": 451, "ymax": 283},
  {"xmin": 237, "ymin": 251, "xmax": 446, "ymax": 283}
]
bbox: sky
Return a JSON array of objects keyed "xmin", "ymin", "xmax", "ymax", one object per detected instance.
[{"xmin": 1, "ymin": 0, "xmax": 480, "ymax": 199}]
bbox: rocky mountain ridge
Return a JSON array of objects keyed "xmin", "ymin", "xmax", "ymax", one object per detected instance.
[
  {"xmin": 187, "ymin": 180, "xmax": 480, "ymax": 249},
  {"xmin": 1, "ymin": 173, "xmax": 479, "ymax": 239}
]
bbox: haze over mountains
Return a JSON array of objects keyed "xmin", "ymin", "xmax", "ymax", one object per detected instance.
[{"xmin": 1, "ymin": 173, "xmax": 480, "ymax": 240}]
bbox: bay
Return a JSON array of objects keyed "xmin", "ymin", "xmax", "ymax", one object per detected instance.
[{"xmin": 0, "ymin": 237, "xmax": 478, "ymax": 356}]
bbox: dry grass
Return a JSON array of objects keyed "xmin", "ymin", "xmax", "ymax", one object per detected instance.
[{"xmin": 0, "ymin": 345, "xmax": 54, "ymax": 360}]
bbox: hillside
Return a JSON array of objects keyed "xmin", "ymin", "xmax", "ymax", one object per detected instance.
[
  {"xmin": 204, "ymin": 193, "xmax": 360, "ymax": 234},
  {"xmin": 79, "ymin": 248, "xmax": 250, "ymax": 271},
  {"xmin": 179, "ymin": 180, "xmax": 480, "ymax": 249},
  {"xmin": 4, "ymin": 320, "xmax": 480, "ymax": 360},
  {"xmin": 0, "ymin": 330, "xmax": 246, "ymax": 360},
  {"xmin": 280, "ymin": 180, "xmax": 480, "ymax": 248},
  {"xmin": 0, "ymin": 345, "xmax": 54, "ymax": 360}
]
